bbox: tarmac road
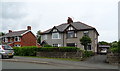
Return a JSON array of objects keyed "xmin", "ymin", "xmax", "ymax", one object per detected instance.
[{"xmin": 1, "ymin": 55, "xmax": 119, "ymax": 69}]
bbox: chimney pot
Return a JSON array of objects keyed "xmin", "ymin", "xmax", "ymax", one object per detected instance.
[
  {"xmin": 27, "ymin": 26, "xmax": 31, "ymax": 30},
  {"xmin": 67, "ymin": 17, "xmax": 73, "ymax": 24},
  {"xmin": 9, "ymin": 30, "xmax": 12, "ymax": 33}
]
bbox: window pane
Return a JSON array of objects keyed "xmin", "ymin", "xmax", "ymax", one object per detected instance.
[
  {"xmin": 67, "ymin": 43, "xmax": 76, "ymax": 47},
  {"xmin": 52, "ymin": 33, "xmax": 60, "ymax": 39},
  {"xmin": 67, "ymin": 31, "xmax": 75, "ymax": 38},
  {"xmin": 87, "ymin": 45, "xmax": 91, "ymax": 50}
]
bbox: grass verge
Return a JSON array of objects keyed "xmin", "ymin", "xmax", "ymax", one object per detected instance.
[{"xmin": 15, "ymin": 55, "xmax": 81, "ymax": 61}]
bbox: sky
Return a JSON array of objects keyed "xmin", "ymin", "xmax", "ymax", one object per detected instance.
[{"xmin": 0, "ymin": 0, "xmax": 119, "ymax": 42}]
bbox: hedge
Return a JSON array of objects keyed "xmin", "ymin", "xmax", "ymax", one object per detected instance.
[
  {"xmin": 13, "ymin": 46, "xmax": 81, "ymax": 56},
  {"xmin": 13, "ymin": 46, "xmax": 37, "ymax": 56},
  {"xmin": 110, "ymin": 47, "xmax": 119, "ymax": 53}
]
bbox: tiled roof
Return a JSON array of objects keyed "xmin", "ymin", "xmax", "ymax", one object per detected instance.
[
  {"xmin": 2, "ymin": 30, "xmax": 28, "ymax": 37},
  {"xmin": 41, "ymin": 21, "xmax": 98, "ymax": 35}
]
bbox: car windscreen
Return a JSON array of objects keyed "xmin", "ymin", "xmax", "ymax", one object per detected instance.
[{"xmin": 2, "ymin": 45, "xmax": 13, "ymax": 50}]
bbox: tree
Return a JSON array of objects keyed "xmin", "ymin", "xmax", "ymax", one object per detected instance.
[
  {"xmin": 80, "ymin": 35, "xmax": 92, "ymax": 51},
  {"xmin": 118, "ymin": 40, "xmax": 120, "ymax": 53},
  {"xmin": 0, "ymin": 32, "xmax": 5, "ymax": 45},
  {"xmin": 36, "ymin": 30, "xmax": 41, "ymax": 44},
  {"xmin": 0, "ymin": 32, "xmax": 5, "ymax": 36},
  {"xmin": 98, "ymin": 41, "xmax": 109, "ymax": 45}
]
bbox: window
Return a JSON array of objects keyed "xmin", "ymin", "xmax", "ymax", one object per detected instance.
[
  {"xmin": 68, "ymin": 26, "xmax": 74, "ymax": 30},
  {"xmin": 14, "ymin": 36, "xmax": 20, "ymax": 42},
  {"xmin": 87, "ymin": 45, "xmax": 92, "ymax": 50},
  {"xmin": 52, "ymin": 29, "xmax": 57, "ymax": 32},
  {"xmin": 67, "ymin": 43, "xmax": 77, "ymax": 47},
  {"xmin": 67, "ymin": 31, "xmax": 76, "ymax": 38},
  {"xmin": 52, "ymin": 33, "xmax": 60, "ymax": 39},
  {"xmin": 14, "ymin": 44, "xmax": 21, "ymax": 47},
  {"xmin": 5, "ymin": 38, "xmax": 8, "ymax": 42},
  {"xmin": 53, "ymin": 44, "xmax": 61, "ymax": 47},
  {"xmin": 84, "ymin": 31, "xmax": 89, "ymax": 36},
  {"xmin": 42, "ymin": 35, "xmax": 47, "ymax": 40}
]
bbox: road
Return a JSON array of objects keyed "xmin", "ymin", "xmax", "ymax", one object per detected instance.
[{"xmin": 1, "ymin": 55, "xmax": 119, "ymax": 69}]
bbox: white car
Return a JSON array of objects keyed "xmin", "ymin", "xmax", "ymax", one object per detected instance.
[
  {"xmin": 100, "ymin": 48, "xmax": 107, "ymax": 54},
  {"xmin": 0, "ymin": 45, "xmax": 14, "ymax": 59}
]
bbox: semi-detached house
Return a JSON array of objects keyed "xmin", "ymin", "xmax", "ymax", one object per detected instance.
[{"xmin": 41, "ymin": 17, "xmax": 99, "ymax": 52}]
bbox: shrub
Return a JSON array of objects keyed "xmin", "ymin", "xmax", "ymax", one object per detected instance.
[
  {"xmin": 110, "ymin": 47, "xmax": 119, "ymax": 53},
  {"xmin": 13, "ymin": 46, "xmax": 37, "ymax": 56},
  {"xmin": 110, "ymin": 40, "xmax": 119, "ymax": 53},
  {"xmin": 83, "ymin": 51, "xmax": 94, "ymax": 58}
]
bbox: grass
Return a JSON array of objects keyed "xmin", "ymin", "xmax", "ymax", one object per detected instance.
[{"xmin": 15, "ymin": 55, "xmax": 81, "ymax": 61}]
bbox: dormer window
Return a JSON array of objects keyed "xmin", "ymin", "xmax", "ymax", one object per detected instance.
[
  {"xmin": 52, "ymin": 29, "xmax": 57, "ymax": 32},
  {"xmin": 67, "ymin": 26, "xmax": 74, "ymax": 31},
  {"xmin": 14, "ymin": 36, "xmax": 20, "ymax": 42}
]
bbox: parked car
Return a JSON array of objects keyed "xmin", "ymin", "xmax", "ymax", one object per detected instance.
[
  {"xmin": 0, "ymin": 45, "xmax": 14, "ymax": 59},
  {"xmin": 100, "ymin": 48, "xmax": 107, "ymax": 54}
]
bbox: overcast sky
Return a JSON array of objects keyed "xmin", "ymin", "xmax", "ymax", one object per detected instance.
[{"xmin": 0, "ymin": 0, "xmax": 119, "ymax": 42}]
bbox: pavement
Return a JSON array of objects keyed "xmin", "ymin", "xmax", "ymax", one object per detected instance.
[{"xmin": 0, "ymin": 55, "xmax": 119, "ymax": 69}]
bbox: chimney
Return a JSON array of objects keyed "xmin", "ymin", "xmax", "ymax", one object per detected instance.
[
  {"xmin": 27, "ymin": 26, "xmax": 31, "ymax": 30},
  {"xmin": 67, "ymin": 17, "xmax": 73, "ymax": 24},
  {"xmin": 9, "ymin": 30, "xmax": 12, "ymax": 33}
]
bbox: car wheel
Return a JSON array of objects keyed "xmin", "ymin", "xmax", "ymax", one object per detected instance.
[
  {"xmin": 9, "ymin": 56, "xmax": 13, "ymax": 58},
  {"xmin": 1, "ymin": 55, "xmax": 4, "ymax": 59}
]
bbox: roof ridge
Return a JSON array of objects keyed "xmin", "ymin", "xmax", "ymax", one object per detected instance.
[
  {"xmin": 76, "ymin": 21, "xmax": 95, "ymax": 28},
  {"xmin": 9, "ymin": 30, "xmax": 28, "ymax": 33},
  {"xmin": 56, "ymin": 23, "xmax": 68, "ymax": 27}
]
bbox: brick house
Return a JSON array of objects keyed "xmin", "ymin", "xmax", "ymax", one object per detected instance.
[
  {"xmin": 1, "ymin": 26, "xmax": 38, "ymax": 47},
  {"xmin": 40, "ymin": 17, "xmax": 99, "ymax": 52}
]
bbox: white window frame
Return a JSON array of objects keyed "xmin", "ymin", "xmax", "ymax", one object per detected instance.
[
  {"xmin": 14, "ymin": 44, "xmax": 21, "ymax": 47},
  {"xmin": 53, "ymin": 29, "xmax": 57, "ymax": 32},
  {"xmin": 5, "ymin": 38, "xmax": 8, "ymax": 42},
  {"xmin": 68, "ymin": 26, "xmax": 74, "ymax": 31},
  {"xmin": 14, "ymin": 36, "xmax": 20, "ymax": 42},
  {"xmin": 83, "ymin": 31, "xmax": 89, "ymax": 36},
  {"xmin": 52, "ymin": 33, "xmax": 61, "ymax": 39},
  {"xmin": 53, "ymin": 44, "xmax": 61, "ymax": 47}
]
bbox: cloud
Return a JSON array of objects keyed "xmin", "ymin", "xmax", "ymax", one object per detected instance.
[
  {"xmin": 1, "ymin": 2, "xmax": 28, "ymax": 19},
  {"xmin": 0, "ymin": 0, "xmax": 119, "ymax": 42}
]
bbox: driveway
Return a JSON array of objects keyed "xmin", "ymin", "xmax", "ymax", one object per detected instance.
[{"xmin": 84, "ymin": 54, "xmax": 107, "ymax": 64}]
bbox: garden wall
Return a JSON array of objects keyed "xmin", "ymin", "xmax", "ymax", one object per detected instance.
[
  {"xmin": 106, "ymin": 53, "xmax": 120, "ymax": 64},
  {"xmin": 36, "ymin": 51, "xmax": 83, "ymax": 59}
]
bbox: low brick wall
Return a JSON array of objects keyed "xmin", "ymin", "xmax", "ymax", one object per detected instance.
[
  {"xmin": 36, "ymin": 51, "xmax": 83, "ymax": 59},
  {"xmin": 106, "ymin": 53, "xmax": 120, "ymax": 64}
]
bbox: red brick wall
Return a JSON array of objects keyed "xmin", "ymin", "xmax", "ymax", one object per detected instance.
[{"xmin": 21, "ymin": 31, "xmax": 37, "ymax": 47}]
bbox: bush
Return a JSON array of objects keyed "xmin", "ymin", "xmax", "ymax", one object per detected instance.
[
  {"xmin": 110, "ymin": 47, "xmax": 119, "ymax": 53},
  {"xmin": 13, "ymin": 46, "xmax": 37, "ymax": 56},
  {"xmin": 83, "ymin": 51, "xmax": 94, "ymax": 58},
  {"xmin": 110, "ymin": 40, "xmax": 119, "ymax": 53}
]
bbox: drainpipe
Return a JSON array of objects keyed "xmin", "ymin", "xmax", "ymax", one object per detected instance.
[{"xmin": 63, "ymin": 33, "xmax": 64, "ymax": 47}]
